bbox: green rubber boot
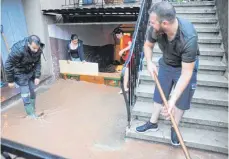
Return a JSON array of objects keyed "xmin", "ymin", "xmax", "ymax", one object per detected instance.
[
  {"xmin": 30, "ymin": 98, "xmax": 36, "ymax": 111},
  {"xmin": 25, "ymin": 104, "xmax": 35, "ymax": 116}
]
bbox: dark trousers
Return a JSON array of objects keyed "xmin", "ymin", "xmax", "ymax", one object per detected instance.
[
  {"xmin": 15, "ymin": 73, "xmax": 36, "ymax": 107},
  {"xmin": 19, "ymin": 80, "xmax": 36, "ymax": 107}
]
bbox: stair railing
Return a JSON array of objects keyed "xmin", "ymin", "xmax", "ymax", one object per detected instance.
[{"xmin": 120, "ymin": 0, "xmax": 152, "ymax": 128}]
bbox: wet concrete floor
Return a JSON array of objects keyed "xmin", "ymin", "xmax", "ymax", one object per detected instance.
[{"xmin": 1, "ymin": 79, "xmax": 228, "ymax": 159}]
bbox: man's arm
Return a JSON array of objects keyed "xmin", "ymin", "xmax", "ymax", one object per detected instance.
[
  {"xmin": 144, "ymin": 40, "xmax": 159, "ymax": 78},
  {"xmin": 169, "ymin": 37, "xmax": 198, "ymax": 105},
  {"xmin": 34, "ymin": 57, "xmax": 41, "ymax": 79},
  {"xmin": 4, "ymin": 50, "xmax": 22, "ymax": 83},
  {"xmin": 170, "ymin": 61, "xmax": 195, "ymax": 103},
  {"xmin": 144, "ymin": 26, "xmax": 157, "ymax": 64},
  {"xmin": 144, "ymin": 40, "xmax": 155, "ymax": 63},
  {"xmin": 119, "ymin": 40, "xmax": 132, "ymax": 57},
  {"xmin": 121, "ymin": 41, "xmax": 132, "ymax": 52}
]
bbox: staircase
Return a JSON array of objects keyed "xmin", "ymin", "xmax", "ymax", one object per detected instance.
[{"xmin": 126, "ymin": 1, "xmax": 228, "ymax": 154}]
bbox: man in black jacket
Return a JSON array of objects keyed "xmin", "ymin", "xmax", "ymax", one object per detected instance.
[{"xmin": 5, "ymin": 35, "xmax": 45, "ymax": 117}]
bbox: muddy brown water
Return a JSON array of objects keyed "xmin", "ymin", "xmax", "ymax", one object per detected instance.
[{"xmin": 1, "ymin": 80, "xmax": 227, "ymax": 159}]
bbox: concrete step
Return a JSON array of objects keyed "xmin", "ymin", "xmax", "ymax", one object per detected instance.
[
  {"xmin": 177, "ymin": 13, "xmax": 216, "ymax": 19},
  {"xmin": 132, "ymin": 101, "xmax": 228, "ymax": 129},
  {"xmin": 143, "ymin": 56, "xmax": 227, "ymax": 75},
  {"xmin": 136, "ymin": 83, "xmax": 228, "ymax": 107},
  {"xmin": 197, "ymin": 32, "xmax": 220, "ymax": 38},
  {"xmin": 197, "ymin": 36, "xmax": 222, "ymax": 44},
  {"xmin": 126, "ymin": 120, "xmax": 228, "ymax": 154},
  {"xmin": 191, "ymin": 23, "xmax": 217, "ymax": 28},
  {"xmin": 136, "ymin": 96, "xmax": 228, "ymax": 111},
  {"xmin": 174, "ymin": 6, "xmax": 215, "ymax": 10},
  {"xmin": 198, "ymin": 37, "xmax": 221, "ymax": 44},
  {"xmin": 136, "ymin": 116, "xmax": 227, "ymax": 133},
  {"xmin": 195, "ymin": 43, "xmax": 222, "ymax": 49},
  {"xmin": 171, "ymin": 1, "xmax": 215, "ymax": 7},
  {"xmin": 175, "ymin": 8, "xmax": 216, "ymax": 14},
  {"xmin": 187, "ymin": 18, "xmax": 218, "ymax": 24},
  {"xmin": 139, "ymin": 70, "xmax": 228, "ymax": 89},
  {"xmin": 195, "ymin": 27, "xmax": 219, "ymax": 33}
]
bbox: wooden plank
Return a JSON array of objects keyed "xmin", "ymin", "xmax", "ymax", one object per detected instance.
[
  {"xmin": 80, "ymin": 75, "xmax": 104, "ymax": 84},
  {"xmin": 99, "ymin": 72, "xmax": 121, "ymax": 79},
  {"xmin": 59, "ymin": 60, "xmax": 99, "ymax": 76}
]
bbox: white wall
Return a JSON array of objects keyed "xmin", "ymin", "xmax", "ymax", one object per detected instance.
[
  {"xmin": 48, "ymin": 24, "xmax": 120, "ymax": 46},
  {"xmin": 40, "ymin": 0, "xmax": 65, "ymax": 10},
  {"xmin": 40, "ymin": 0, "xmax": 105, "ymax": 10}
]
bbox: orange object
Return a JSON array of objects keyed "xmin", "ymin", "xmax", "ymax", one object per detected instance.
[
  {"xmin": 80, "ymin": 75, "xmax": 104, "ymax": 84},
  {"xmin": 63, "ymin": 74, "xmax": 68, "ymax": 80},
  {"xmin": 120, "ymin": 34, "xmax": 132, "ymax": 61},
  {"xmin": 115, "ymin": 65, "xmax": 123, "ymax": 72}
]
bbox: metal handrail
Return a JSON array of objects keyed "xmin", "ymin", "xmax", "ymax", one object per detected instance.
[
  {"xmin": 120, "ymin": 0, "xmax": 151, "ymax": 128},
  {"xmin": 1, "ymin": 138, "xmax": 65, "ymax": 159}
]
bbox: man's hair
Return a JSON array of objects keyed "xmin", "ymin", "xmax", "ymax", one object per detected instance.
[
  {"xmin": 113, "ymin": 28, "xmax": 124, "ymax": 34},
  {"xmin": 148, "ymin": 2, "xmax": 176, "ymax": 23},
  {"xmin": 71, "ymin": 34, "xmax": 78, "ymax": 40},
  {"xmin": 28, "ymin": 35, "xmax": 41, "ymax": 46}
]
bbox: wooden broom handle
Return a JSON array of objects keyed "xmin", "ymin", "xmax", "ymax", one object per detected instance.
[
  {"xmin": 1, "ymin": 25, "xmax": 10, "ymax": 53},
  {"xmin": 153, "ymin": 72, "xmax": 191, "ymax": 159}
]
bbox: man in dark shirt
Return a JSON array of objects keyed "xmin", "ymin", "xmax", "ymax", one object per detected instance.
[{"xmin": 136, "ymin": 2, "xmax": 199, "ymax": 146}]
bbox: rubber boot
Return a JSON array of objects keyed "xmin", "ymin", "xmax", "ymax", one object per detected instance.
[
  {"xmin": 30, "ymin": 98, "xmax": 36, "ymax": 112},
  {"xmin": 24, "ymin": 104, "xmax": 38, "ymax": 119},
  {"xmin": 25, "ymin": 104, "xmax": 35, "ymax": 116}
]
